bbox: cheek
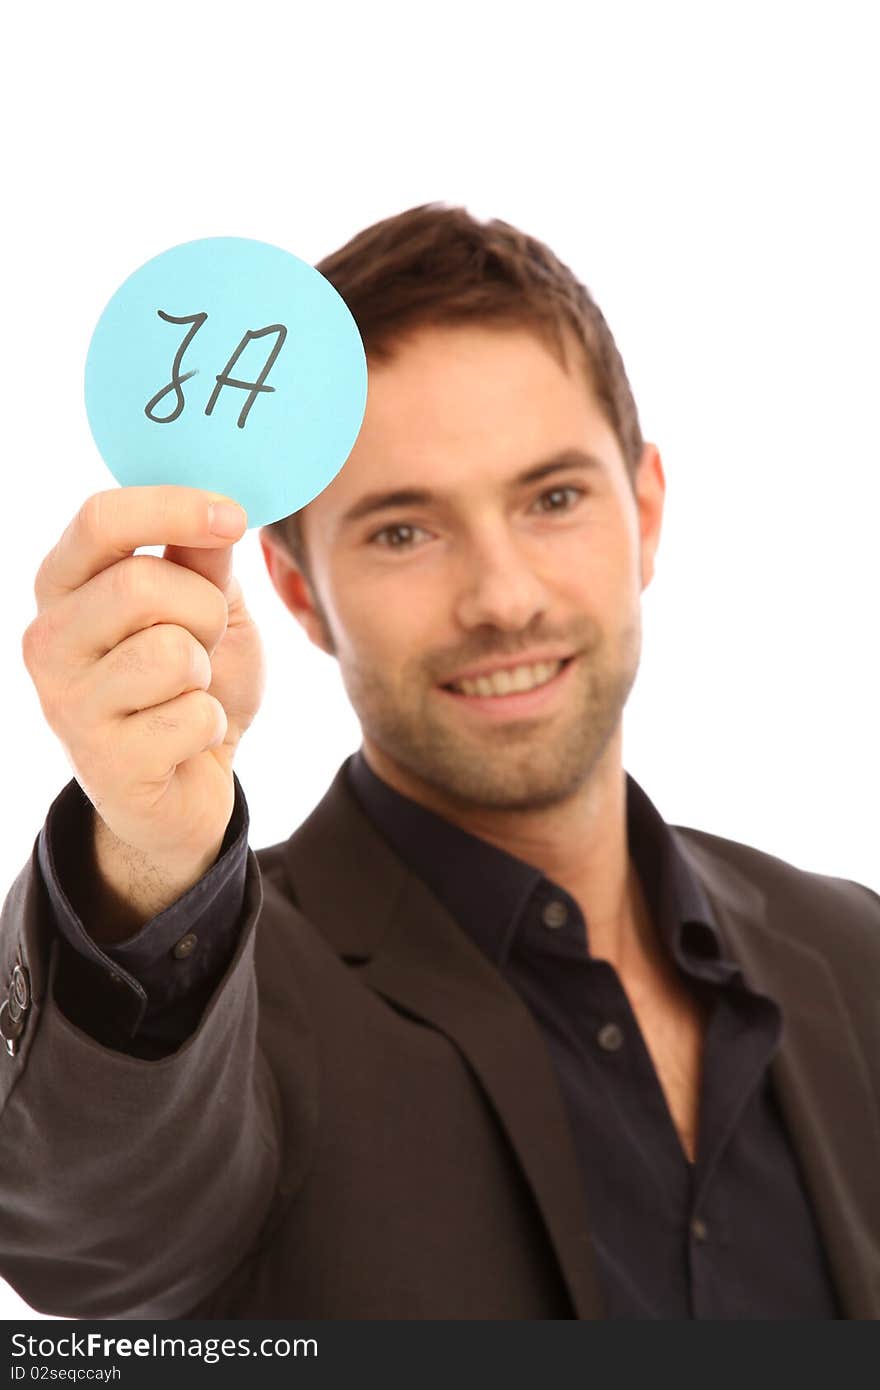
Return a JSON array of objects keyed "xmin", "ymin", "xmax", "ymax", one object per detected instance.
[
  {"xmin": 561, "ymin": 515, "xmax": 640, "ymax": 596},
  {"xmin": 335, "ymin": 553, "xmax": 448, "ymax": 642},
  {"xmin": 332, "ymin": 583, "xmax": 424, "ymax": 677}
]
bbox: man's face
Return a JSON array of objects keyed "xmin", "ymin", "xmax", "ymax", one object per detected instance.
[{"xmin": 263, "ymin": 323, "xmax": 664, "ymax": 812}]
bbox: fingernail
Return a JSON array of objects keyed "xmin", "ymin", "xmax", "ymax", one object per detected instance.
[{"xmin": 209, "ymin": 501, "xmax": 247, "ymax": 537}]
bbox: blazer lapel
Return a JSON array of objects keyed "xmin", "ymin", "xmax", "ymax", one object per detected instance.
[
  {"xmin": 282, "ymin": 763, "xmax": 879, "ymax": 1320},
  {"xmin": 675, "ymin": 831, "xmax": 880, "ymax": 1320},
  {"xmin": 283, "ymin": 764, "xmax": 606, "ymax": 1319}
]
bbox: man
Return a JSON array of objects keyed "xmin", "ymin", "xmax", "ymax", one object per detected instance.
[{"xmin": 1, "ymin": 204, "xmax": 878, "ymax": 1320}]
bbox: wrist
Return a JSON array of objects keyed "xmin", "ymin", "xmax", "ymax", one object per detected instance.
[{"xmin": 83, "ymin": 816, "xmax": 226, "ymax": 945}]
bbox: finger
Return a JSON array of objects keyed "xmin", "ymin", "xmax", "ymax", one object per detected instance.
[
  {"xmin": 161, "ymin": 538, "xmax": 235, "ymax": 598},
  {"xmin": 34, "ymin": 485, "xmax": 247, "ymax": 610},
  {"xmin": 74, "ymin": 624, "xmax": 214, "ymax": 724},
  {"xmin": 111, "ymin": 689, "xmax": 228, "ymax": 790},
  {"xmin": 35, "ymin": 554, "xmax": 230, "ymax": 677}
]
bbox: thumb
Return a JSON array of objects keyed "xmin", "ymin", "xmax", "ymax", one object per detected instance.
[
  {"xmin": 162, "ymin": 538, "xmax": 236, "ymax": 594},
  {"xmin": 218, "ymin": 570, "xmax": 251, "ymax": 631},
  {"xmin": 161, "ymin": 493, "xmax": 247, "ymax": 593}
]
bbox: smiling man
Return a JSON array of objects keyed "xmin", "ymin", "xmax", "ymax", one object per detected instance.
[{"xmin": 1, "ymin": 204, "xmax": 878, "ymax": 1322}]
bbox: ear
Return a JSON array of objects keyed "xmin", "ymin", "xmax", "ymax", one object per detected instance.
[
  {"xmin": 259, "ymin": 530, "xmax": 335, "ymax": 656},
  {"xmin": 634, "ymin": 443, "xmax": 666, "ymax": 590}
]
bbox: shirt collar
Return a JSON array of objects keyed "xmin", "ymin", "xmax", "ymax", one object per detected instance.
[{"xmin": 345, "ymin": 748, "xmax": 736, "ymax": 984}]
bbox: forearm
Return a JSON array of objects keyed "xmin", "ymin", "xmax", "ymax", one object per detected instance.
[{"xmin": 0, "ymin": 843, "xmax": 280, "ymax": 1319}]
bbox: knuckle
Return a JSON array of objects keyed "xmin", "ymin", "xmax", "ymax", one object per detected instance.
[
  {"xmin": 105, "ymin": 639, "xmax": 146, "ymax": 679},
  {"xmin": 195, "ymin": 688, "xmax": 215, "ymax": 724},
  {"xmin": 21, "ymin": 614, "xmax": 53, "ymax": 677},
  {"xmin": 155, "ymin": 487, "xmax": 179, "ymax": 535},
  {"xmin": 111, "ymin": 553, "xmax": 159, "ymax": 607},
  {"xmin": 32, "ymin": 556, "xmax": 51, "ymax": 605},
  {"xmin": 161, "ymin": 624, "xmax": 199, "ymax": 673},
  {"xmin": 143, "ymin": 705, "xmax": 180, "ymax": 736},
  {"xmin": 198, "ymin": 691, "xmax": 225, "ymax": 737},
  {"xmin": 78, "ymin": 491, "xmax": 109, "ymax": 544},
  {"xmin": 20, "ymin": 620, "xmax": 40, "ymax": 673},
  {"xmin": 189, "ymin": 639, "xmax": 212, "ymax": 686}
]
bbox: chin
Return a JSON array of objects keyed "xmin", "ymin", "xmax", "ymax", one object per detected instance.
[{"xmin": 396, "ymin": 733, "xmax": 605, "ymax": 813}]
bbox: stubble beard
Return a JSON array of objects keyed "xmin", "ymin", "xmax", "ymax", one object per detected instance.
[{"xmin": 338, "ymin": 612, "xmax": 642, "ymax": 814}]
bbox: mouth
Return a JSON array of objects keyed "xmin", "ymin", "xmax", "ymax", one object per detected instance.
[{"xmin": 435, "ymin": 656, "xmax": 576, "ymax": 720}]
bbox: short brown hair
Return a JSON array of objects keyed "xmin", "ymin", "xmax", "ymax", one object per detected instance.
[{"xmin": 264, "ymin": 202, "xmax": 643, "ymax": 572}]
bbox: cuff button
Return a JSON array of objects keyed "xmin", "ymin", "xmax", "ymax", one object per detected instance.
[
  {"xmin": 172, "ymin": 932, "xmax": 198, "ymax": 961},
  {"xmin": 10, "ymin": 965, "xmax": 30, "ymax": 1016},
  {"xmin": 0, "ymin": 1000, "xmax": 24, "ymax": 1057}
]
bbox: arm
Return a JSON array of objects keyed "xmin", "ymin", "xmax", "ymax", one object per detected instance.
[
  {"xmin": 42, "ymin": 773, "xmax": 250, "ymax": 1059},
  {"xmin": 0, "ymin": 781, "xmax": 284, "ymax": 1320},
  {"xmin": 1, "ymin": 486, "xmax": 295, "ymax": 1317}
]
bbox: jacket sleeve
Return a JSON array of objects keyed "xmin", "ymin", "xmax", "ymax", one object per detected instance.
[
  {"xmin": 38, "ymin": 773, "xmax": 252, "ymax": 1059},
  {"xmin": 0, "ymin": 778, "xmax": 285, "ymax": 1320}
]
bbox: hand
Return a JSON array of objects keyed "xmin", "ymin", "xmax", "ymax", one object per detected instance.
[{"xmin": 22, "ymin": 485, "xmax": 266, "ymax": 898}]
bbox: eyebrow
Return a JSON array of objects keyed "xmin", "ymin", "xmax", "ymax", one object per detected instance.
[{"xmin": 338, "ymin": 448, "xmax": 605, "ymax": 529}]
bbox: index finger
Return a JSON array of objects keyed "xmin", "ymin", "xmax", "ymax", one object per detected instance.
[{"xmin": 34, "ymin": 485, "xmax": 248, "ymax": 609}]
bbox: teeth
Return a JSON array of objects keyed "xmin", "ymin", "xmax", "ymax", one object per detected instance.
[{"xmin": 451, "ymin": 660, "xmax": 563, "ymax": 697}]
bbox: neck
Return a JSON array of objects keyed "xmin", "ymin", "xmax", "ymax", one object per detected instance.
[{"xmin": 361, "ymin": 727, "xmax": 650, "ymax": 972}]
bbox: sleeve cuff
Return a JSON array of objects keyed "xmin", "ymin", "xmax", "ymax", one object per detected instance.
[{"xmin": 37, "ymin": 772, "xmax": 251, "ymax": 1048}]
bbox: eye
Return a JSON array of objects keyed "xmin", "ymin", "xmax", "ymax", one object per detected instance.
[
  {"xmin": 368, "ymin": 522, "xmax": 430, "ymax": 550},
  {"xmin": 532, "ymin": 485, "xmax": 585, "ymax": 513}
]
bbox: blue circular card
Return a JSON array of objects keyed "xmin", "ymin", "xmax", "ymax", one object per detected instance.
[{"xmin": 84, "ymin": 236, "xmax": 368, "ymax": 527}]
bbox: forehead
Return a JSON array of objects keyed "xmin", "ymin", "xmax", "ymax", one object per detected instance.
[{"xmin": 308, "ymin": 322, "xmax": 625, "ymax": 528}]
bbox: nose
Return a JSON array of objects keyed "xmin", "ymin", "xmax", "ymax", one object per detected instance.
[{"xmin": 453, "ymin": 524, "xmax": 550, "ymax": 632}]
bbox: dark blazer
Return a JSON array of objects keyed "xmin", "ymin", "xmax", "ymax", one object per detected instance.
[{"xmin": 0, "ymin": 763, "xmax": 878, "ymax": 1319}]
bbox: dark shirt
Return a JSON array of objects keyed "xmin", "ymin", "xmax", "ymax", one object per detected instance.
[{"xmin": 40, "ymin": 756, "xmax": 843, "ymax": 1319}]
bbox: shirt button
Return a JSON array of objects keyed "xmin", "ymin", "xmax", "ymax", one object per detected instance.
[
  {"xmin": 596, "ymin": 1021, "xmax": 624, "ymax": 1051},
  {"xmin": 541, "ymin": 900, "xmax": 568, "ymax": 929},
  {"xmin": 691, "ymin": 1217, "xmax": 709, "ymax": 1242},
  {"xmin": 172, "ymin": 933, "xmax": 198, "ymax": 961}
]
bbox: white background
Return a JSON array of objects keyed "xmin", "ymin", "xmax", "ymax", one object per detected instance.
[{"xmin": 1, "ymin": 0, "xmax": 877, "ymax": 1320}]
